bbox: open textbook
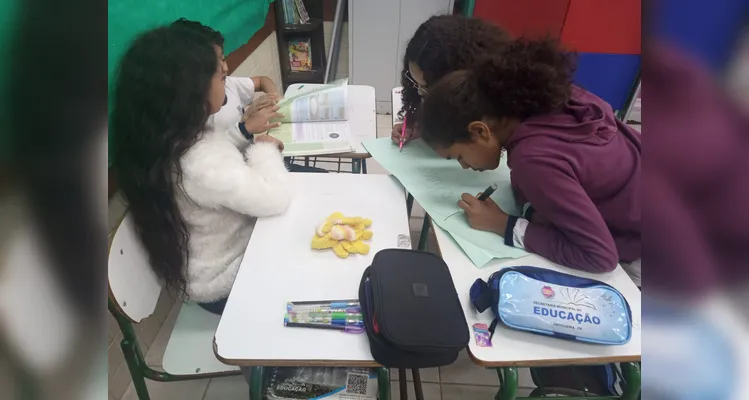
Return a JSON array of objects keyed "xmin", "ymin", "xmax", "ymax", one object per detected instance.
[{"xmin": 268, "ymin": 79, "xmax": 353, "ymax": 156}]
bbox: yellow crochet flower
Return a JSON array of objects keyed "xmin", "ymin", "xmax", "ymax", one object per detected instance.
[{"xmin": 311, "ymin": 212, "xmax": 373, "ymax": 258}]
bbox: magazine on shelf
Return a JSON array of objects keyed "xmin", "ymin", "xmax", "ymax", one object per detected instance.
[{"xmin": 288, "ymin": 39, "xmax": 312, "ymax": 71}]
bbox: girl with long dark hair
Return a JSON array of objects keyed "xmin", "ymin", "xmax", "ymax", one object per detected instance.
[{"xmin": 111, "ymin": 24, "xmax": 291, "ymax": 314}]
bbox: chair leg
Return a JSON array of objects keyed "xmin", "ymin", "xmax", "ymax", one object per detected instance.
[
  {"xmin": 621, "ymin": 362, "xmax": 641, "ymax": 400},
  {"xmin": 377, "ymin": 368, "xmax": 391, "ymax": 400},
  {"xmin": 120, "ymin": 338, "xmax": 150, "ymax": 400},
  {"xmin": 249, "ymin": 366, "xmax": 265, "ymax": 400},
  {"xmin": 495, "ymin": 367, "xmax": 518, "ymax": 400},
  {"xmin": 399, "ymin": 369, "xmax": 408, "ymax": 400},
  {"xmin": 411, "ymin": 369, "xmax": 424, "ymax": 400}
]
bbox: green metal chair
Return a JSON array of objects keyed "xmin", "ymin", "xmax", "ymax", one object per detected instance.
[{"xmin": 108, "ymin": 213, "xmax": 241, "ymax": 400}]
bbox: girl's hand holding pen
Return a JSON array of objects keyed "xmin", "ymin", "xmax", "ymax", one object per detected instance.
[
  {"xmin": 458, "ymin": 192, "xmax": 509, "ymax": 236},
  {"xmin": 390, "ymin": 122, "xmax": 419, "ymax": 145}
]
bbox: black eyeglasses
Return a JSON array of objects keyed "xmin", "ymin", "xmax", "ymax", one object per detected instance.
[{"xmin": 405, "ymin": 70, "xmax": 428, "ymax": 96}]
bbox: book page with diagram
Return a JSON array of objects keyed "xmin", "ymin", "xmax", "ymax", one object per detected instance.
[
  {"xmin": 268, "ymin": 121, "xmax": 351, "ymax": 157},
  {"xmin": 268, "ymin": 80, "xmax": 353, "ymax": 156},
  {"xmin": 274, "ymin": 79, "xmax": 348, "ymax": 123}
]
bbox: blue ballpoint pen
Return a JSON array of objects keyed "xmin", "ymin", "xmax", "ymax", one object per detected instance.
[{"xmin": 284, "ymin": 315, "xmax": 364, "ymax": 334}]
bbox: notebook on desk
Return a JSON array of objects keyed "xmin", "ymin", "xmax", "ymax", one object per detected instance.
[{"xmin": 269, "ymin": 79, "xmax": 354, "ymax": 156}]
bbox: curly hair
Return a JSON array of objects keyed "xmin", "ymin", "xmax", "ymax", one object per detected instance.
[
  {"xmin": 399, "ymin": 15, "xmax": 511, "ymax": 127},
  {"xmin": 110, "ymin": 25, "xmax": 218, "ymax": 297},
  {"xmin": 419, "ymin": 37, "xmax": 576, "ymax": 149}
]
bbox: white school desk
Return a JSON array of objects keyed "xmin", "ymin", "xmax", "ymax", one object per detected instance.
[
  {"xmin": 214, "ymin": 173, "xmax": 410, "ymax": 368},
  {"xmin": 432, "ymin": 224, "xmax": 642, "ymax": 399},
  {"xmin": 432, "ymin": 224, "xmax": 642, "ymax": 367},
  {"xmin": 285, "ymin": 83, "xmax": 376, "ymax": 160},
  {"xmin": 432, "ymin": 223, "xmax": 642, "ymax": 397}
]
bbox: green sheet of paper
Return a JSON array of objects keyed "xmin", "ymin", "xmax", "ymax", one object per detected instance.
[{"xmin": 362, "ymin": 137, "xmax": 529, "ymax": 267}]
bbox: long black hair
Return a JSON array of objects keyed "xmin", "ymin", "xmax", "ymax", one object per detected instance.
[
  {"xmin": 111, "ymin": 25, "xmax": 218, "ymax": 296},
  {"xmin": 399, "ymin": 15, "xmax": 511, "ymax": 127},
  {"xmin": 419, "ymin": 38, "xmax": 576, "ymax": 148}
]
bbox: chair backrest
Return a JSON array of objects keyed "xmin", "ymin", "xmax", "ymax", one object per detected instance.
[{"xmin": 108, "ymin": 212, "xmax": 162, "ymax": 323}]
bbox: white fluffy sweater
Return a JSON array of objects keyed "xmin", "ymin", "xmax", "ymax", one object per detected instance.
[{"xmin": 177, "ymin": 122, "xmax": 292, "ymax": 303}]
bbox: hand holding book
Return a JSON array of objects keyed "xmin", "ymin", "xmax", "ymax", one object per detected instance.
[
  {"xmin": 243, "ymin": 104, "xmax": 284, "ymax": 134},
  {"xmin": 267, "ymin": 80, "xmax": 353, "ymax": 157},
  {"xmin": 244, "ymin": 93, "xmax": 283, "ymax": 116}
]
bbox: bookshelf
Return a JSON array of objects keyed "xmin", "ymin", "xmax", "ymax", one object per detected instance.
[{"xmin": 274, "ymin": 0, "xmax": 327, "ymax": 91}]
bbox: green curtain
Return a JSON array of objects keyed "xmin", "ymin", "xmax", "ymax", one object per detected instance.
[
  {"xmin": 0, "ymin": 0, "xmax": 20, "ymax": 161},
  {"xmin": 107, "ymin": 0, "xmax": 273, "ymax": 166}
]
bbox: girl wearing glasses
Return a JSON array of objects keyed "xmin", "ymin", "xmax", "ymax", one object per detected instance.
[{"xmin": 391, "ymin": 15, "xmax": 511, "ymax": 145}]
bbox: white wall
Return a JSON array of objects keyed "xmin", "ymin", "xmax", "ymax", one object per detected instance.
[
  {"xmin": 628, "ymin": 98, "xmax": 641, "ymax": 124},
  {"xmin": 350, "ymin": 0, "xmax": 453, "ymax": 114},
  {"xmin": 324, "ymin": 21, "xmax": 349, "ymax": 81},
  {"xmin": 230, "ymin": 32, "xmax": 284, "ymax": 94}
]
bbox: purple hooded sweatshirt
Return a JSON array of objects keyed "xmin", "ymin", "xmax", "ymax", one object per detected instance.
[{"xmin": 504, "ymin": 86, "xmax": 641, "ymax": 273}]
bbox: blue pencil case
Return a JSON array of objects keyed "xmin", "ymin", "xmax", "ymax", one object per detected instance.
[{"xmin": 470, "ymin": 266, "xmax": 632, "ymax": 345}]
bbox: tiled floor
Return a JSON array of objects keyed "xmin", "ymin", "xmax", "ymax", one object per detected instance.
[
  {"xmin": 123, "ymin": 285, "xmax": 536, "ymax": 399},
  {"xmin": 116, "ymin": 114, "xmax": 540, "ymax": 399},
  {"xmin": 122, "ymin": 371, "xmax": 535, "ymax": 400},
  {"xmin": 123, "ymin": 297, "xmax": 537, "ymax": 399}
]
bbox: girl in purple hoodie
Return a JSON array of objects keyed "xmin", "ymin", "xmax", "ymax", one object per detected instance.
[{"xmin": 418, "ymin": 38, "xmax": 641, "ymax": 283}]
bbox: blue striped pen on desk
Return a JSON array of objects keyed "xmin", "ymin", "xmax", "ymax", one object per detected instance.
[
  {"xmin": 284, "ymin": 313, "xmax": 364, "ymax": 333},
  {"xmin": 287, "ymin": 306, "xmax": 362, "ymax": 314},
  {"xmin": 287, "ymin": 311, "xmax": 363, "ymax": 320}
]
